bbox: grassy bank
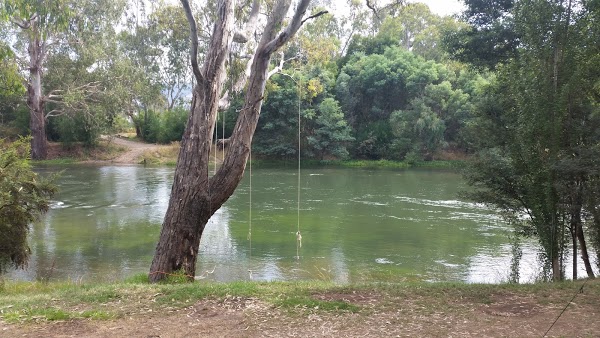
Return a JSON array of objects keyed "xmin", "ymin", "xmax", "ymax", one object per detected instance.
[
  {"xmin": 250, "ymin": 159, "xmax": 466, "ymax": 169},
  {"xmin": 0, "ymin": 277, "xmax": 597, "ymax": 323}
]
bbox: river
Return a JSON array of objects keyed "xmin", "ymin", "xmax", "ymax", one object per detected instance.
[{"xmin": 7, "ymin": 165, "xmax": 553, "ymax": 283}]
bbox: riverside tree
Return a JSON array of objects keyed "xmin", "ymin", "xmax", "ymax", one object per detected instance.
[
  {"xmin": 149, "ymin": 0, "xmax": 325, "ymax": 282},
  {"xmin": 1, "ymin": 0, "xmax": 126, "ymax": 158},
  {"xmin": 460, "ymin": 0, "xmax": 600, "ymax": 281}
]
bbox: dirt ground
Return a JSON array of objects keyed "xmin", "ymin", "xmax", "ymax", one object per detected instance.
[
  {"xmin": 2, "ymin": 288, "xmax": 598, "ymax": 338},
  {"xmin": 45, "ymin": 136, "xmax": 171, "ymax": 164},
  {"xmin": 105, "ymin": 136, "xmax": 161, "ymax": 164}
]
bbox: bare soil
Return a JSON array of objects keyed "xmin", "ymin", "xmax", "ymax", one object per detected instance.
[
  {"xmin": 45, "ymin": 136, "xmax": 170, "ymax": 164},
  {"xmin": 2, "ymin": 286, "xmax": 599, "ymax": 338},
  {"xmin": 107, "ymin": 136, "xmax": 162, "ymax": 164}
]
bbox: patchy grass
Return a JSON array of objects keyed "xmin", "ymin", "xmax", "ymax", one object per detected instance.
[
  {"xmin": 1, "ymin": 279, "xmax": 599, "ymax": 337},
  {"xmin": 138, "ymin": 142, "xmax": 180, "ymax": 165},
  {"xmin": 1, "ymin": 278, "xmax": 598, "ymax": 323},
  {"xmin": 36, "ymin": 140, "xmax": 127, "ymax": 164}
]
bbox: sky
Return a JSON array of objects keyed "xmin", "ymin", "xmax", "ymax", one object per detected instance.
[{"xmin": 407, "ymin": 0, "xmax": 465, "ymax": 16}]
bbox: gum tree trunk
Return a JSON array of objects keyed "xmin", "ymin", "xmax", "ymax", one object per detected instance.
[
  {"xmin": 27, "ymin": 26, "xmax": 47, "ymax": 160},
  {"xmin": 149, "ymin": 0, "xmax": 315, "ymax": 282},
  {"xmin": 149, "ymin": 0, "xmax": 235, "ymax": 281}
]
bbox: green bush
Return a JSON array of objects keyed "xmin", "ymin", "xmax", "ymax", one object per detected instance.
[
  {"xmin": 0, "ymin": 138, "xmax": 56, "ymax": 273},
  {"xmin": 133, "ymin": 108, "xmax": 188, "ymax": 144}
]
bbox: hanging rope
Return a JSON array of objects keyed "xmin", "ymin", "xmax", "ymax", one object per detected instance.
[
  {"xmin": 247, "ymin": 146, "xmax": 253, "ymax": 279},
  {"xmin": 214, "ymin": 115, "xmax": 218, "ymax": 175},
  {"xmin": 296, "ymin": 77, "xmax": 302, "ymax": 260},
  {"xmin": 541, "ymin": 278, "xmax": 588, "ymax": 337}
]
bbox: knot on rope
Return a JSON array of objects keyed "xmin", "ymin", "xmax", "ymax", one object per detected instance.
[{"xmin": 296, "ymin": 231, "xmax": 302, "ymax": 248}]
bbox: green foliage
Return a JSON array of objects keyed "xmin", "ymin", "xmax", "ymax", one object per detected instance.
[
  {"xmin": 337, "ymin": 46, "xmax": 479, "ymax": 160},
  {"xmin": 0, "ymin": 138, "xmax": 56, "ymax": 273},
  {"xmin": 377, "ymin": 3, "xmax": 465, "ymax": 62},
  {"xmin": 443, "ymin": 0, "xmax": 518, "ymax": 69},
  {"xmin": 0, "ymin": 54, "xmax": 27, "ymax": 138},
  {"xmin": 133, "ymin": 108, "xmax": 188, "ymax": 144},
  {"xmin": 304, "ymin": 98, "xmax": 354, "ymax": 159},
  {"xmin": 255, "ymin": 67, "xmax": 352, "ymax": 160},
  {"xmin": 462, "ymin": 0, "xmax": 600, "ymax": 280},
  {"xmin": 46, "ymin": 111, "xmax": 107, "ymax": 147}
]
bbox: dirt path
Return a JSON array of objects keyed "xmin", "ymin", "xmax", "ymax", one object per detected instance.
[{"xmin": 102, "ymin": 136, "xmax": 161, "ymax": 164}]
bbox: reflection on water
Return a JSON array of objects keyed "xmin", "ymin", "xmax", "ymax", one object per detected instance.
[{"xmin": 7, "ymin": 165, "xmax": 593, "ymax": 283}]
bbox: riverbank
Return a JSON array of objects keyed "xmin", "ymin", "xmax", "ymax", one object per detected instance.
[
  {"xmin": 1, "ymin": 278, "xmax": 598, "ymax": 337},
  {"xmin": 37, "ymin": 138, "xmax": 466, "ymax": 168}
]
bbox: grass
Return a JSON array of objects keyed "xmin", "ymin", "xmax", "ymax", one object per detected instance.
[
  {"xmin": 251, "ymin": 158, "xmax": 466, "ymax": 169},
  {"xmin": 33, "ymin": 140, "xmax": 127, "ymax": 164},
  {"xmin": 0, "ymin": 277, "xmax": 597, "ymax": 323},
  {"xmin": 139, "ymin": 142, "xmax": 181, "ymax": 165},
  {"xmin": 33, "ymin": 158, "xmax": 78, "ymax": 165}
]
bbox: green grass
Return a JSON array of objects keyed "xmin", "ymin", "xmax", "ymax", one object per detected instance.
[
  {"xmin": 251, "ymin": 159, "xmax": 466, "ymax": 169},
  {"xmin": 33, "ymin": 158, "xmax": 78, "ymax": 165},
  {"xmin": 0, "ymin": 278, "xmax": 596, "ymax": 323}
]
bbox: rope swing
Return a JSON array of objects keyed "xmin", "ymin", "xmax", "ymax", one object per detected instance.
[
  {"xmin": 296, "ymin": 77, "xmax": 302, "ymax": 260},
  {"xmin": 247, "ymin": 145, "xmax": 253, "ymax": 279},
  {"xmin": 246, "ymin": 71, "xmax": 303, "ymax": 280}
]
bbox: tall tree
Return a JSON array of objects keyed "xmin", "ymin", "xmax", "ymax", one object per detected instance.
[
  {"xmin": 149, "ymin": 0, "xmax": 324, "ymax": 282},
  {"xmin": 1, "ymin": 0, "xmax": 126, "ymax": 158},
  {"xmin": 1, "ymin": 0, "xmax": 72, "ymax": 159},
  {"xmin": 462, "ymin": 0, "xmax": 600, "ymax": 281}
]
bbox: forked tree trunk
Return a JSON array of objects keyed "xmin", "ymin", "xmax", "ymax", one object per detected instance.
[
  {"xmin": 149, "ymin": 0, "xmax": 315, "ymax": 282},
  {"xmin": 149, "ymin": 0, "xmax": 235, "ymax": 281}
]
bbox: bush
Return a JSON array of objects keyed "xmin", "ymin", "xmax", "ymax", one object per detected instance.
[
  {"xmin": 0, "ymin": 138, "xmax": 56, "ymax": 273},
  {"xmin": 133, "ymin": 108, "xmax": 188, "ymax": 144}
]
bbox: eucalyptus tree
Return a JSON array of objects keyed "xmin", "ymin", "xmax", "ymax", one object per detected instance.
[
  {"xmin": 0, "ymin": 0, "xmax": 72, "ymax": 159},
  {"xmin": 1, "ymin": 0, "xmax": 127, "ymax": 158},
  {"xmin": 149, "ymin": 0, "xmax": 326, "ymax": 282},
  {"xmin": 377, "ymin": 3, "xmax": 465, "ymax": 61},
  {"xmin": 119, "ymin": 2, "xmax": 191, "ymax": 111}
]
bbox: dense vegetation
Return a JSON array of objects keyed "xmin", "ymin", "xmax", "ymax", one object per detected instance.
[
  {"xmin": 0, "ymin": 138, "xmax": 55, "ymax": 272},
  {"xmin": 1, "ymin": 0, "xmax": 599, "ymax": 282}
]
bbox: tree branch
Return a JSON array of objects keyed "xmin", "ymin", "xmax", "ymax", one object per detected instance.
[
  {"xmin": 218, "ymin": 0, "xmax": 262, "ymax": 110},
  {"xmin": 11, "ymin": 18, "xmax": 30, "ymax": 29},
  {"xmin": 365, "ymin": 0, "xmax": 380, "ymax": 20},
  {"xmin": 301, "ymin": 10, "xmax": 328, "ymax": 25},
  {"xmin": 45, "ymin": 109, "xmax": 66, "ymax": 118},
  {"xmin": 262, "ymin": 0, "xmax": 321, "ymax": 54},
  {"xmin": 267, "ymin": 53, "xmax": 299, "ymax": 79},
  {"xmin": 180, "ymin": 0, "xmax": 204, "ymax": 85}
]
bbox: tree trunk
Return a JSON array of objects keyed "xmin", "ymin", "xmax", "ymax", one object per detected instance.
[
  {"xmin": 571, "ymin": 223, "xmax": 577, "ymax": 280},
  {"xmin": 149, "ymin": 0, "xmax": 235, "ymax": 282},
  {"xmin": 552, "ymin": 256, "xmax": 562, "ymax": 281},
  {"xmin": 149, "ymin": 0, "xmax": 314, "ymax": 282},
  {"xmin": 27, "ymin": 33, "xmax": 47, "ymax": 160},
  {"xmin": 576, "ymin": 222, "xmax": 595, "ymax": 279}
]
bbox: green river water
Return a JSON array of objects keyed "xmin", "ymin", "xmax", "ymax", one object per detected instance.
[{"xmin": 8, "ymin": 165, "xmax": 546, "ymax": 283}]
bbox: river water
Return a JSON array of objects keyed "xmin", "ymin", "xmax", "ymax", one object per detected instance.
[{"xmin": 7, "ymin": 165, "xmax": 554, "ymax": 283}]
